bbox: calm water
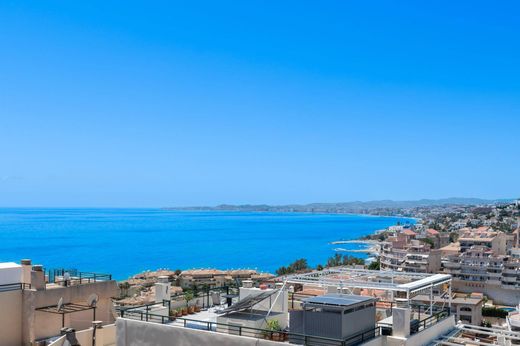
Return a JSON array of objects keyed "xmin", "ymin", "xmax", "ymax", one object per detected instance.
[{"xmin": 0, "ymin": 209, "xmax": 411, "ymax": 280}]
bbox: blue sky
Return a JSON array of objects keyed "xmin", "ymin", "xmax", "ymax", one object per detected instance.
[{"xmin": 0, "ymin": 1, "xmax": 519, "ymax": 207}]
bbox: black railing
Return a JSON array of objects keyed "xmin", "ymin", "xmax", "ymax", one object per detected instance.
[
  {"xmin": 411, "ymin": 308, "xmax": 450, "ymax": 335},
  {"xmin": 48, "ymin": 269, "xmax": 112, "ymax": 285},
  {"xmin": 342, "ymin": 327, "xmax": 380, "ymax": 346},
  {"xmin": 0, "ymin": 282, "xmax": 31, "ymax": 292},
  {"xmin": 119, "ymin": 309, "xmax": 377, "ymax": 346}
]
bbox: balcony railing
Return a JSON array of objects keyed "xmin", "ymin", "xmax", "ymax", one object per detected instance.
[
  {"xmin": 48, "ymin": 268, "xmax": 112, "ymax": 285},
  {"xmin": 119, "ymin": 309, "xmax": 380, "ymax": 346},
  {"xmin": 0, "ymin": 282, "xmax": 32, "ymax": 292}
]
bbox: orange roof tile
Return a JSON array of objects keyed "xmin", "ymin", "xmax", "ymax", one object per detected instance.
[{"xmin": 402, "ymin": 229, "xmax": 417, "ymax": 236}]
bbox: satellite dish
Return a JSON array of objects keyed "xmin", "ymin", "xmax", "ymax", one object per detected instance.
[
  {"xmin": 57, "ymin": 297, "xmax": 64, "ymax": 312},
  {"xmin": 87, "ymin": 293, "xmax": 99, "ymax": 308}
]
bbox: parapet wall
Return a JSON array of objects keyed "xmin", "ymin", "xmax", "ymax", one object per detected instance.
[{"xmin": 116, "ymin": 318, "xmax": 281, "ymax": 346}]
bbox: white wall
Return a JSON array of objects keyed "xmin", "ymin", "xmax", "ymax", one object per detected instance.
[
  {"xmin": 117, "ymin": 318, "xmax": 282, "ymax": 346},
  {"xmin": 384, "ymin": 315, "xmax": 455, "ymax": 346},
  {"xmin": 48, "ymin": 324, "xmax": 116, "ymax": 346}
]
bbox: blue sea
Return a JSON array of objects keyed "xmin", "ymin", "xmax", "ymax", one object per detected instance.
[{"xmin": 0, "ymin": 209, "xmax": 412, "ymax": 280}]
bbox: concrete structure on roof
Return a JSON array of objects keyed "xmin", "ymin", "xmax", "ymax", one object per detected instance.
[{"xmin": 0, "ymin": 259, "xmax": 117, "ymax": 346}]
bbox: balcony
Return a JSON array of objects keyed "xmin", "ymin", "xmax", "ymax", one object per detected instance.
[
  {"xmin": 443, "ymin": 262, "xmax": 461, "ymax": 269},
  {"xmin": 47, "ymin": 268, "xmax": 113, "ymax": 288},
  {"xmin": 503, "ymin": 268, "xmax": 520, "ymax": 275}
]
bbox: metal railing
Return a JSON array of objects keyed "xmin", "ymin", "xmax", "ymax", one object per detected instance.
[
  {"xmin": 341, "ymin": 327, "xmax": 380, "ymax": 346},
  {"xmin": 48, "ymin": 269, "xmax": 112, "ymax": 285},
  {"xmin": 411, "ymin": 308, "xmax": 450, "ymax": 335},
  {"xmin": 119, "ymin": 309, "xmax": 379, "ymax": 346},
  {"xmin": 0, "ymin": 282, "xmax": 31, "ymax": 292}
]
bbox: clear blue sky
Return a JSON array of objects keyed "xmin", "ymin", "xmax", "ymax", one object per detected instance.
[{"xmin": 1, "ymin": 1, "xmax": 519, "ymax": 207}]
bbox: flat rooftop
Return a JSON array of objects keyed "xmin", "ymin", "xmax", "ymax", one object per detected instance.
[
  {"xmin": 303, "ymin": 294, "xmax": 376, "ymax": 307},
  {"xmin": 0, "ymin": 262, "xmax": 21, "ymax": 269}
]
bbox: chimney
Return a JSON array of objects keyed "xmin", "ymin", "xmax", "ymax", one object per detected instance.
[
  {"xmin": 31, "ymin": 265, "xmax": 46, "ymax": 290},
  {"xmin": 21, "ymin": 259, "xmax": 32, "ymax": 285},
  {"xmin": 157, "ymin": 275, "xmax": 169, "ymax": 284},
  {"xmin": 242, "ymin": 280, "xmax": 253, "ymax": 289}
]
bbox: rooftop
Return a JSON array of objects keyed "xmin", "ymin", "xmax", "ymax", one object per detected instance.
[
  {"xmin": 0, "ymin": 262, "xmax": 21, "ymax": 269},
  {"xmin": 303, "ymin": 293, "xmax": 376, "ymax": 308}
]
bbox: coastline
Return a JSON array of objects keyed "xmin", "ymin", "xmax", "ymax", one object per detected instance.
[{"xmin": 163, "ymin": 207, "xmax": 419, "ymax": 221}]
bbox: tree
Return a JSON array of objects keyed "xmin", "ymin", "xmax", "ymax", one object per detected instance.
[
  {"xmin": 275, "ymin": 258, "xmax": 310, "ymax": 276},
  {"xmin": 419, "ymin": 237, "xmax": 435, "ymax": 248},
  {"xmin": 316, "ymin": 264, "xmax": 324, "ymax": 271},
  {"xmin": 184, "ymin": 290, "xmax": 194, "ymax": 308},
  {"xmin": 368, "ymin": 259, "xmax": 380, "ymax": 270}
]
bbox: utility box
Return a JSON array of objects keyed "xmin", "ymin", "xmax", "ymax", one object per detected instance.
[{"xmin": 290, "ymin": 294, "xmax": 377, "ymax": 342}]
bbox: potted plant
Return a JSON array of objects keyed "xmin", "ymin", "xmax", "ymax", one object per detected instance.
[
  {"xmin": 265, "ymin": 319, "xmax": 282, "ymax": 341},
  {"xmin": 194, "ymin": 305, "xmax": 201, "ymax": 312},
  {"xmin": 176, "ymin": 308, "xmax": 183, "ymax": 318},
  {"xmin": 169, "ymin": 309, "xmax": 176, "ymax": 321},
  {"xmin": 181, "ymin": 307, "xmax": 188, "ymax": 316},
  {"xmin": 184, "ymin": 291, "xmax": 194, "ymax": 314}
]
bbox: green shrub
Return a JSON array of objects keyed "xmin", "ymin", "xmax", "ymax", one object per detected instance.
[{"xmin": 482, "ymin": 307, "xmax": 508, "ymax": 318}]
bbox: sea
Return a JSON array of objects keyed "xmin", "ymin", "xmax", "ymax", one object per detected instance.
[{"xmin": 0, "ymin": 208, "xmax": 413, "ymax": 280}]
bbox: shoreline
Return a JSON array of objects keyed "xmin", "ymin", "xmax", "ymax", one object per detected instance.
[{"xmin": 163, "ymin": 207, "xmax": 419, "ymax": 221}]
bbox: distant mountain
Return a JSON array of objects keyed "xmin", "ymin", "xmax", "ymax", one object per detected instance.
[{"xmin": 167, "ymin": 197, "xmax": 515, "ymax": 214}]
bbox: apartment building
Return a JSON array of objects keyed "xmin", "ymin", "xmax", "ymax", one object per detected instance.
[
  {"xmin": 380, "ymin": 230, "xmax": 441, "ymax": 273},
  {"xmin": 458, "ymin": 227, "xmax": 514, "ymax": 254},
  {"xmin": 442, "ymin": 228, "xmax": 520, "ymax": 305}
]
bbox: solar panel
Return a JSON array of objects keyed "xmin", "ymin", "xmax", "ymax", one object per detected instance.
[{"xmin": 218, "ymin": 290, "xmax": 278, "ymax": 314}]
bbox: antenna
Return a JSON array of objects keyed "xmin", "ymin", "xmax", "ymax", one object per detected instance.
[
  {"xmin": 57, "ymin": 297, "xmax": 64, "ymax": 312},
  {"xmin": 87, "ymin": 293, "xmax": 99, "ymax": 308}
]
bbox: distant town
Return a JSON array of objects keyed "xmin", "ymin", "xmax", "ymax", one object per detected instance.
[{"xmin": 170, "ymin": 197, "xmax": 515, "ymax": 217}]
